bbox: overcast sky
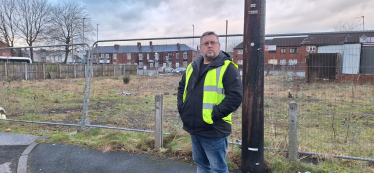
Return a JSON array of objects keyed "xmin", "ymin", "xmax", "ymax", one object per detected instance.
[{"xmin": 51, "ymin": 0, "xmax": 374, "ymax": 40}]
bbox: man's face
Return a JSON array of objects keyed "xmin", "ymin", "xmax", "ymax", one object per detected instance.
[{"xmin": 200, "ymin": 35, "xmax": 220, "ymax": 63}]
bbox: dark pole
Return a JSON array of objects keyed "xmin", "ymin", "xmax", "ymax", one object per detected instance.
[
  {"xmin": 241, "ymin": 0, "xmax": 266, "ymax": 173},
  {"xmin": 225, "ymin": 20, "xmax": 228, "ymax": 52}
]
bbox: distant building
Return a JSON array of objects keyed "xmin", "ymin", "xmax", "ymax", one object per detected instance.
[
  {"xmin": 92, "ymin": 42, "xmax": 200, "ymax": 69},
  {"xmin": 232, "ymin": 32, "xmax": 374, "ymax": 75},
  {"xmin": 0, "ymin": 40, "xmax": 11, "ymax": 56}
]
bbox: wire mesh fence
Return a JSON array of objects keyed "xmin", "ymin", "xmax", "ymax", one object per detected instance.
[{"xmin": 1, "ymin": 31, "xmax": 373, "ymax": 160}]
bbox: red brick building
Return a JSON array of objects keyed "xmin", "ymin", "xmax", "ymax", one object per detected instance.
[{"xmin": 92, "ymin": 42, "xmax": 200, "ymax": 69}]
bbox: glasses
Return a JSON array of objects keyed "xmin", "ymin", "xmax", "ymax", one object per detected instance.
[{"xmin": 201, "ymin": 41, "xmax": 219, "ymax": 46}]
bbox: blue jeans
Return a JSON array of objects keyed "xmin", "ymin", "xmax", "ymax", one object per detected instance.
[{"xmin": 190, "ymin": 135, "xmax": 229, "ymax": 173}]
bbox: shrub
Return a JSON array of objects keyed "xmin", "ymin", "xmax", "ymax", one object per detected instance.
[{"xmin": 122, "ymin": 76, "xmax": 131, "ymax": 84}]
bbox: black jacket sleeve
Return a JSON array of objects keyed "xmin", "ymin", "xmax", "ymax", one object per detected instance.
[
  {"xmin": 212, "ymin": 63, "xmax": 243, "ymax": 120},
  {"xmin": 177, "ymin": 73, "xmax": 186, "ymax": 114}
]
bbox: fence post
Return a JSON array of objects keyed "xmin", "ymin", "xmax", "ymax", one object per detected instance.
[
  {"xmin": 155, "ymin": 93, "xmax": 164, "ymax": 149},
  {"xmin": 25, "ymin": 63, "xmax": 28, "ymax": 80},
  {"xmin": 114, "ymin": 65, "xmax": 116, "ymax": 76},
  {"xmin": 102, "ymin": 64, "xmax": 104, "ymax": 76},
  {"xmin": 288, "ymin": 100, "xmax": 298, "ymax": 162},
  {"xmin": 43, "ymin": 64, "xmax": 46, "ymax": 79},
  {"xmin": 74, "ymin": 64, "xmax": 76, "ymax": 78},
  {"xmin": 123, "ymin": 65, "xmax": 126, "ymax": 75},
  {"xmin": 5, "ymin": 63, "xmax": 7, "ymax": 80},
  {"xmin": 58, "ymin": 64, "xmax": 61, "ymax": 78}
]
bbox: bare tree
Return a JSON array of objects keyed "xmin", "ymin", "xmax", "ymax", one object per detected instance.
[
  {"xmin": 16, "ymin": 0, "xmax": 52, "ymax": 61},
  {"xmin": 0, "ymin": 0, "xmax": 18, "ymax": 56},
  {"xmin": 333, "ymin": 20, "xmax": 361, "ymax": 31},
  {"xmin": 46, "ymin": 2, "xmax": 94, "ymax": 64}
]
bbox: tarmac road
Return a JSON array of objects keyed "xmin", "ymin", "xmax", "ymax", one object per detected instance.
[{"xmin": 0, "ymin": 132, "xmax": 197, "ymax": 173}]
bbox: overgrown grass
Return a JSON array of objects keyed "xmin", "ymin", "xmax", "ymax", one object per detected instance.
[{"xmin": 1, "ymin": 74, "xmax": 374, "ymax": 172}]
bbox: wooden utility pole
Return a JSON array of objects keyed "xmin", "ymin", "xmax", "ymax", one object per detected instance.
[{"xmin": 241, "ymin": 0, "xmax": 266, "ymax": 172}]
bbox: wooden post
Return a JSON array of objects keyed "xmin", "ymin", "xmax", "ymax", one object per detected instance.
[
  {"xmin": 58, "ymin": 64, "xmax": 61, "ymax": 78},
  {"xmin": 43, "ymin": 64, "xmax": 45, "ymax": 79},
  {"xmin": 155, "ymin": 93, "xmax": 164, "ymax": 149},
  {"xmin": 102, "ymin": 64, "xmax": 104, "ymax": 76},
  {"xmin": 4, "ymin": 63, "xmax": 7, "ymax": 80},
  {"xmin": 242, "ymin": 0, "xmax": 266, "ymax": 172},
  {"xmin": 74, "ymin": 64, "xmax": 77, "ymax": 78},
  {"xmin": 288, "ymin": 101, "xmax": 298, "ymax": 162},
  {"xmin": 114, "ymin": 65, "xmax": 116, "ymax": 76},
  {"xmin": 123, "ymin": 65, "xmax": 126, "ymax": 75},
  {"xmin": 25, "ymin": 63, "xmax": 28, "ymax": 80}
]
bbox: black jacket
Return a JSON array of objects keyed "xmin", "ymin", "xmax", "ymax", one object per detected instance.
[{"xmin": 177, "ymin": 51, "xmax": 243, "ymax": 138}]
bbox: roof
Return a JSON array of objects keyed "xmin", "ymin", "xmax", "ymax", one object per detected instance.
[
  {"xmin": 234, "ymin": 39, "xmax": 272, "ymax": 49},
  {"xmin": 267, "ymin": 37, "xmax": 307, "ymax": 47},
  {"xmin": 301, "ymin": 34, "xmax": 348, "ymax": 46},
  {"xmin": 344, "ymin": 32, "xmax": 374, "ymax": 43},
  {"xmin": 93, "ymin": 44, "xmax": 195, "ymax": 53}
]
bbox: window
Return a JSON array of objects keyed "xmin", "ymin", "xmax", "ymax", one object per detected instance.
[
  {"xmin": 268, "ymin": 59, "xmax": 278, "ymax": 64},
  {"xmin": 113, "ymin": 54, "xmax": 117, "ymax": 60},
  {"xmin": 281, "ymin": 48, "xmax": 286, "ymax": 54},
  {"xmin": 176, "ymin": 53, "xmax": 179, "ymax": 60},
  {"xmin": 183, "ymin": 52, "xmax": 187, "ymax": 60},
  {"xmin": 237, "ymin": 50, "xmax": 243, "ymax": 54},
  {"xmin": 306, "ymin": 46, "xmax": 316, "ymax": 52},
  {"xmin": 127, "ymin": 62, "xmax": 131, "ymax": 65},
  {"xmin": 183, "ymin": 61, "xmax": 187, "ymax": 67},
  {"xmin": 147, "ymin": 54, "xmax": 149, "ymax": 60},
  {"xmin": 176, "ymin": 62, "xmax": 179, "ymax": 67},
  {"xmin": 289, "ymin": 48, "xmax": 298, "ymax": 54},
  {"xmin": 237, "ymin": 60, "xmax": 243, "ymax": 65},
  {"xmin": 93, "ymin": 55, "xmax": 97, "ymax": 59},
  {"xmin": 127, "ymin": 53, "xmax": 131, "ymax": 60},
  {"xmin": 280, "ymin": 59, "xmax": 286, "ymax": 65},
  {"xmin": 139, "ymin": 54, "xmax": 143, "ymax": 60},
  {"xmin": 138, "ymin": 62, "xmax": 143, "ymax": 68},
  {"xmin": 289, "ymin": 59, "xmax": 297, "ymax": 65},
  {"xmin": 113, "ymin": 62, "xmax": 117, "ymax": 65},
  {"xmin": 269, "ymin": 50, "xmax": 276, "ymax": 53},
  {"xmin": 105, "ymin": 54, "xmax": 109, "ymax": 59},
  {"xmin": 101, "ymin": 54, "xmax": 104, "ymax": 59},
  {"xmin": 150, "ymin": 63, "xmax": 153, "ymax": 67}
]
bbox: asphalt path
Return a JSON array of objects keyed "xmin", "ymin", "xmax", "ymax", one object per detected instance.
[{"xmin": 28, "ymin": 143, "xmax": 197, "ymax": 173}]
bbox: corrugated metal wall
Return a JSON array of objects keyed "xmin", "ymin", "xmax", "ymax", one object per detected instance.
[
  {"xmin": 318, "ymin": 44, "xmax": 361, "ymax": 74},
  {"xmin": 360, "ymin": 45, "xmax": 374, "ymax": 74}
]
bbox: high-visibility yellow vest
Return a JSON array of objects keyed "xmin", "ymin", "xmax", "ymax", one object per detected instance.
[{"xmin": 183, "ymin": 60, "xmax": 238, "ymax": 124}]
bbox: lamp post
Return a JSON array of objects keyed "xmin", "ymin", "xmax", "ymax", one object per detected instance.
[
  {"xmin": 192, "ymin": 24, "xmax": 194, "ymax": 49},
  {"xmin": 83, "ymin": 18, "xmax": 85, "ymax": 43},
  {"xmin": 362, "ymin": 16, "xmax": 364, "ymax": 31}
]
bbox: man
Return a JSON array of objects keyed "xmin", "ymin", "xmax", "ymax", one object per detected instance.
[{"xmin": 177, "ymin": 31, "xmax": 243, "ymax": 173}]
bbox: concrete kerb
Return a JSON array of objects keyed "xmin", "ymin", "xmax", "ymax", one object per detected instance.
[{"xmin": 17, "ymin": 135, "xmax": 50, "ymax": 173}]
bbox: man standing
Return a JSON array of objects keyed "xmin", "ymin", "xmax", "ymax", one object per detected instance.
[{"xmin": 177, "ymin": 31, "xmax": 243, "ymax": 173}]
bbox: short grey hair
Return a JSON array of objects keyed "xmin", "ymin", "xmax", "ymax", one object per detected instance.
[{"xmin": 200, "ymin": 31, "xmax": 219, "ymax": 44}]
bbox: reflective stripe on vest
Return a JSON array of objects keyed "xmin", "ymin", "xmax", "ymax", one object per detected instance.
[{"xmin": 183, "ymin": 60, "xmax": 238, "ymax": 125}]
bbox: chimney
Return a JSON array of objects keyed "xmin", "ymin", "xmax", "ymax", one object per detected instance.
[
  {"xmin": 114, "ymin": 44, "xmax": 119, "ymax": 49},
  {"xmin": 137, "ymin": 42, "xmax": 141, "ymax": 48},
  {"xmin": 150, "ymin": 41, "xmax": 153, "ymax": 47},
  {"xmin": 177, "ymin": 43, "xmax": 180, "ymax": 48}
]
